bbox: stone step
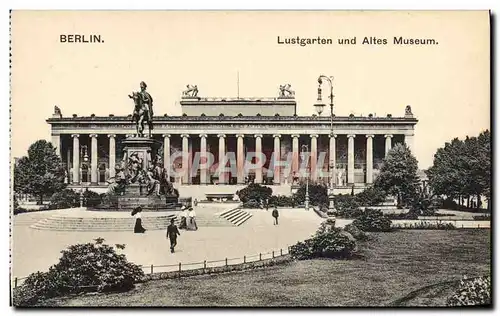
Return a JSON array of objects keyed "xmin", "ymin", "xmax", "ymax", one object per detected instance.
[
  {"xmin": 219, "ymin": 207, "xmax": 252, "ymax": 226},
  {"xmin": 234, "ymin": 213, "xmax": 253, "ymax": 226}
]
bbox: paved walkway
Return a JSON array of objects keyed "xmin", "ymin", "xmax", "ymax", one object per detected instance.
[{"xmin": 12, "ymin": 207, "xmax": 323, "ymax": 279}]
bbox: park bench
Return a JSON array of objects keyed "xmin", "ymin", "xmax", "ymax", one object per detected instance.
[{"xmin": 205, "ymin": 193, "xmax": 235, "ymax": 202}]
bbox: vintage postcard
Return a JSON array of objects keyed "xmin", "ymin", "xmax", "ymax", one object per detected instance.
[{"xmin": 9, "ymin": 11, "xmax": 491, "ymax": 307}]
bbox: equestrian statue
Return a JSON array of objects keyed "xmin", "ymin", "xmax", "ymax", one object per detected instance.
[{"xmin": 129, "ymin": 81, "xmax": 154, "ymax": 138}]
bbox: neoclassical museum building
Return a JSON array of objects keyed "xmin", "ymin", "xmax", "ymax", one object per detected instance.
[{"xmin": 47, "ymin": 86, "xmax": 417, "ymax": 194}]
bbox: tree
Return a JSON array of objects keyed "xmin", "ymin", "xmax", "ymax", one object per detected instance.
[
  {"xmin": 374, "ymin": 143, "xmax": 420, "ymax": 207},
  {"xmin": 14, "ymin": 140, "xmax": 66, "ymax": 204},
  {"xmin": 427, "ymin": 130, "xmax": 490, "ymax": 210}
]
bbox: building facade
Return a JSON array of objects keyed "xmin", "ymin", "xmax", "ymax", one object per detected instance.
[{"xmin": 47, "ymin": 93, "xmax": 417, "ymax": 193}]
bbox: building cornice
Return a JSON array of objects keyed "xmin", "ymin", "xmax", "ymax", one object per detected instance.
[{"xmin": 47, "ymin": 115, "xmax": 418, "ymax": 125}]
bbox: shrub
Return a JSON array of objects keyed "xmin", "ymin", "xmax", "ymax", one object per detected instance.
[
  {"xmin": 268, "ymin": 195, "xmax": 295, "ymax": 207},
  {"xmin": 242, "ymin": 199, "xmax": 262, "ymax": 209},
  {"xmin": 236, "ymin": 184, "xmax": 272, "ymax": 204},
  {"xmin": 293, "ymin": 183, "xmax": 328, "ymax": 207},
  {"xmin": 49, "ymin": 189, "xmax": 80, "ymax": 209},
  {"xmin": 83, "ymin": 190, "xmax": 103, "ymax": 207},
  {"xmin": 440, "ymin": 197, "xmax": 458, "ymax": 210},
  {"xmin": 352, "ymin": 209, "xmax": 393, "ymax": 232},
  {"xmin": 355, "ymin": 186, "xmax": 386, "ymax": 206},
  {"xmin": 12, "ymin": 238, "xmax": 144, "ymax": 306},
  {"xmin": 447, "ymin": 276, "xmax": 491, "ymax": 306},
  {"xmin": 290, "ymin": 220, "xmax": 357, "ymax": 260},
  {"xmin": 343, "ymin": 223, "xmax": 370, "ymax": 241},
  {"xmin": 335, "ymin": 194, "xmax": 362, "ymax": 218}
]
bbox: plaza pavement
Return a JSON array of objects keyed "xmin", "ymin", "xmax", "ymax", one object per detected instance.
[{"xmin": 12, "ymin": 206, "xmax": 324, "ymax": 280}]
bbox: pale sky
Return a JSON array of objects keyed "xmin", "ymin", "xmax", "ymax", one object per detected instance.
[{"xmin": 10, "ymin": 11, "xmax": 490, "ymax": 168}]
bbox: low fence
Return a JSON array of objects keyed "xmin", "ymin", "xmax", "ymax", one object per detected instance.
[{"xmin": 12, "ymin": 246, "xmax": 292, "ymax": 289}]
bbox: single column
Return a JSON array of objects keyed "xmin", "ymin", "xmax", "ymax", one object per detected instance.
[
  {"xmin": 310, "ymin": 134, "xmax": 318, "ymax": 181},
  {"xmin": 347, "ymin": 134, "xmax": 356, "ymax": 184},
  {"xmin": 292, "ymin": 134, "xmax": 300, "ymax": 180},
  {"xmin": 51, "ymin": 134, "xmax": 61, "ymax": 157},
  {"xmin": 405, "ymin": 134, "xmax": 414, "ymax": 153},
  {"xmin": 162, "ymin": 134, "xmax": 171, "ymax": 179},
  {"xmin": 255, "ymin": 134, "xmax": 263, "ymax": 184},
  {"xmin": 181, "ymin": 134, "xmax": 190, "ymax": 184},
  {"xmin": 329, "ymin": 134, "xmax": 337, "ymax": 188},
  {"xmin": 385, "ymin": 134, "xmax": 393, "ymax": 156},
  {"xmin": 236, "ymin": 134, "xmax": 245, "ymax": 184},
  {"xmin": 108, "ymin": 134, "xmax": 116, "ymax": 179},
  {"xmin": 90, "ymin": 134, "xmax": 98, "ymax": 185},
  {"xmin": 200, "ymin": 134, "xmax": 208, "ymax": 185},
  {"xmin": 273, "ymin": 134, "xmax": 281, "ymax": 184},
  {"xmin": 366, "ymin": 135, "xmax": 374, "ymax": 184},
  {"xmin": 218, "ymin": 134, "xmax": 226, "ymax": 184},
  {"xmin": 72, "ymin": 134, "xmax": 80, "ymax": 184}
]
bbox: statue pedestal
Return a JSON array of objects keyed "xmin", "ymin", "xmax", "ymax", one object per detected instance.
[
  {"xmin": 94, "ymin": 136, "xmax": 181, "ymax": 212},
  {"xmin": 122, "ymin": 136, "xmax": 162, "ymax": 171}
]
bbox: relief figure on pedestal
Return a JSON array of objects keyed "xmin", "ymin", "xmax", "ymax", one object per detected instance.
[
  {"xmin": 128, "ymin": 152, "xmax": 144, "ymax": 183},
  {"xmin": 106, "ymin": 166, "xmax": 127, "ymax": 195}
]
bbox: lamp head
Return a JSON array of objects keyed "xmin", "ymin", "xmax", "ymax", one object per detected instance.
[
  {"xmin": 318, "ymin": 77, "xmax": 323, "ymax": 85},
  {"xmin": 314, "ymin": 103, "xmax": 325, "ymax": 116}
]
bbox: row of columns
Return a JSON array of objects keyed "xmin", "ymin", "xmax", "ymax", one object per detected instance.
[
  {"xmin": 169, "ymin": 133, "xmax": 396, "ymax": 185},
  {"xmin": 70, "ymin": 134, "xmax": 117, "ymax": 184},
  {"xmin": 64, "ymin": 133, "xmax": 398, "ymax": 185}
]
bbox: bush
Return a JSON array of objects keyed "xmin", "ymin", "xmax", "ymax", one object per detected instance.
[
  {"xmin": 242, "ymin": 199, "xmax": 262, "ymax": 209},
  {"xmin": 49, "ymin": 189, "xmax": 80, "ymax": 209},
  {"xmin": 352, "ymin": 209, "xmax": 393, "ymax": 232},
  {"xmin": 12, "ymin": 238, "xmax": 144, "ymax": 306},
  {"xmin": 236, "ymin": 184, "xmax": 272, "ymax": 204},
  {"xmin": 343, "ymin": 223, "xmax": 370, "ymax": 241},
  {"xmin": 268, "ymin": 195, "xmax": 295, "ymax": 207},
  {"xmin": 293, "ymin": 183, "xmax": 328, "ymax": 207},
  {"xmin": 440, "ymin": 197, "xmax": 458, "ymax": 210},
  {"xmin": 335, "ymin": 194, "xmax": 362, "ymax": 218},
  {"xmin": 447, "ymin": 276, "xmax": 491, "ymax": 306},
  {"xmin": 290, "ymin": 220, "xmax": 357, "ymax": 260},
  {"xmin": 83, "ymin": 190, "xmax": 103, "ymax": 207},
  {"xmin": 355, "ymin": 186, "xmax": 386, "ymax": 206}
]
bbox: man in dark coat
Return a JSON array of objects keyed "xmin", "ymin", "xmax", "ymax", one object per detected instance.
[
  {"xmin": 166, "ymin": 218, "xmax": 181, "ymax": 253},
  {"xmin": 272, "ymin": 207, "xmax": 279, "ymax": 225}
]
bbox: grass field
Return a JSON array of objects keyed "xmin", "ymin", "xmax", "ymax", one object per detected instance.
[{"xmin": 45, "ymin": 229, "xmax": 491, "ymax": 307}]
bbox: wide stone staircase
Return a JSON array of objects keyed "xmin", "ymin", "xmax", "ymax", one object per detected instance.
[
  {"xmin": 28, "ymin": 207, "xmax": 245, "ymax": 232},
  {"xmin": 13, "ymin": 212, "xmax": 53, "ymax": 226},
  {"xmin": 218, "ymin": 207, "xmax": 252, "ymax": 226},
  {"xmin": 30, "ymin": 214, "xmax": 179, "ymax": 232}
]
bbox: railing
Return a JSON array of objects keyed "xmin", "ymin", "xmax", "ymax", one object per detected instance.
[{"xmin": 12, "ymin": 246, "xmax": 292, "ymax": 289}]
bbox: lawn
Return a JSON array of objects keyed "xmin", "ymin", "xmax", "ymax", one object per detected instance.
[{"xmin": 45, "ymin": 229, "xmax": 490, "ymax": 307}]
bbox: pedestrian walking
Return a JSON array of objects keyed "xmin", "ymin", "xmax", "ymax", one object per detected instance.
[
  {"xmin": 131, "ymin": 206, "xmax": 146, "ymax": 233},
  {"xmin": 272, "ymin": 207, "xmax": 279, "ymax": 225},
  {"xmin": 187, "ymin": 207, "xmax": 198, "ymax": 230},
  {"xmin": 179, "ymin": 206, "xmax": 188, "ymax": 229},
  {"xmin": 166, "ymin": 218, "xmax": 181, "ymax": 253}
]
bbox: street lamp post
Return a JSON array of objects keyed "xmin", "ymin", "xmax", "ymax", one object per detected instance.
[
  {"xmin": 301, "ymin": 144, "xmax": 310, "ymax": 211},
  {"xmin": 79, "ymin": 145, "xmax": 89, "ymax": 208},
  {"xmin": 316, "ymin": 75, "xmax": 337, "ymax": 214}
]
